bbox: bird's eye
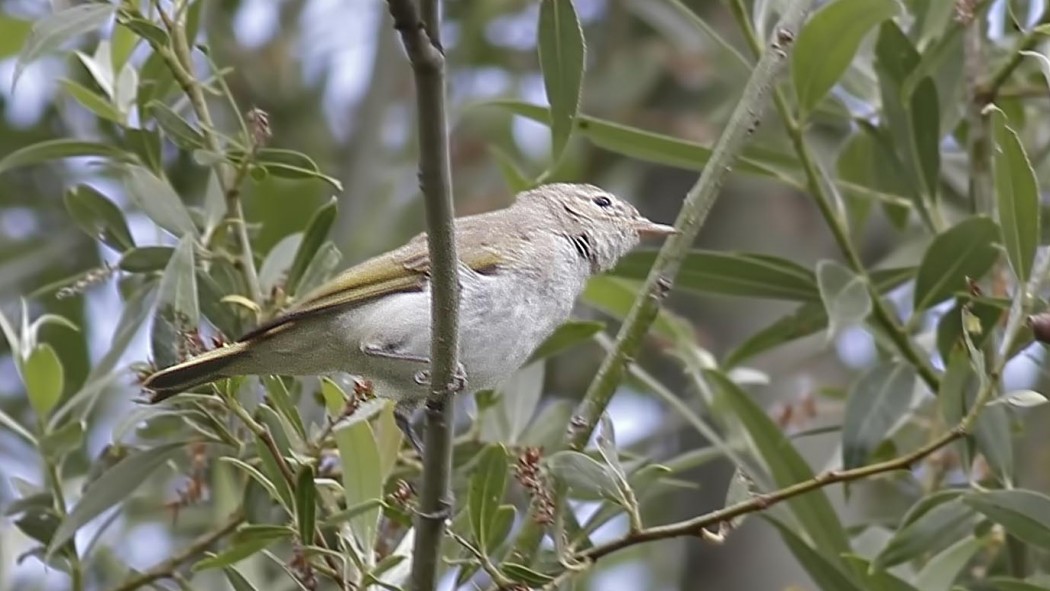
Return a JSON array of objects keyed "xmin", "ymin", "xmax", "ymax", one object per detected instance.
[{"xmin": 593, "ymin": 196, "xmax": 612, "ymax": 208}]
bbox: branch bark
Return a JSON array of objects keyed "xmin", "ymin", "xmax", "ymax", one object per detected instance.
[{"xmin": 385, "ymin": 0, "xmax": 459, "ymax": 589}]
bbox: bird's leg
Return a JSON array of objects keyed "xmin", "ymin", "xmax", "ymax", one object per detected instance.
[
  {"xmin": 394, "ymin": 400, "xmax": 425, "ymax": 456},
  {"xmin": 361, "ymin": 342, "xmax": 467, "ymax": 393}
]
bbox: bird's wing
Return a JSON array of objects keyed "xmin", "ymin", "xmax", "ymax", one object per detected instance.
[{"xmin": 238, "ymin": 218, "xmax": 506, "ymax": 342}]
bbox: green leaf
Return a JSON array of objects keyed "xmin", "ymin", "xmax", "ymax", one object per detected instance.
[
  {"xmin": 287, "ymin": 197, "xmax": 337, "ymax": 295},
  {"xmin": 708, "ymin": 371, "xmax": 852, "ymax": 565},
  {"xmin": 469, "ymin": 444, "xmax": 509, "ymax": 551},
  {"xmin": 0, "ymin": 16, "xmax": 31, "ymax": 60},
  {"xmin": 295, "ymin": 465, "xmax": 317, "ymax": 545},
  {"xmin": 990, "ymin": 106, "xmax": 1040, "ymax": 283},
  {"xmin": 583, "ymin": 276, "xmax": 692, "ymax": 343},
  {"xmin": 913, "ymin": 217, "xmax": 999, "ymax": 311},
  {"xmin": 913, "ymin": 535, "xmax": 983, "ymax": 591},
  {"xmin": 614, "ymin": 250, "xmax": 819, "ymax": 301},
  {"xmin": 21, "ymin": 344, "xmax": 64, "ymax": 418},
  {"xmin": 545, "ymin": 450, "xmax": 623, "ymax": 503},
  {"xmin": 194, "ymin": 535, "xmax": 284, "ymax": 571},
  {"xmin": 236, "ymin": 148, "xmax": 342, "ymax": 191},
  {"xmin": 61, "ymin": 80, "xmax": 123, "ymax": 123},
  {"xmin": 223, "ymin": 567, "xmax": 259, "ymax": 591},
  {"xmin": 841, "ymin": 363, "xmax": 917, "ymax": 469},
  {"xmin": 724, "ymin": 302, "xmax": 826, "ymax": 367},
  {"xmin": 792, "ymin": 0, "xmax": 897, "ymax": 117},
  {"xmin": 157, "ymin": 235, "xmax": 200, "ymax": 328},
  {"xmin": 49, "ymin": 442, "xmax": 186, "ymax": 555},
  {"xmin": 39, "ymin": 420, "xmax": 84, "ymax": 461},
  {"xmin": 935, "ymin": 300, "xmax": 1003, "ymax": 361},
  {"xmin": 254, "ymin": 435, "xmax": 293, "ymax": 509},
  {"xmin": 965, "ymin": 490, "xmax": 1050, "ymax": 550},
  {"xmin": 119, "ymin": 246, "xmax": 174, "ymax": 273},
  {"xmin": 121, "ymin": 164, "xmax": 198, "ymax": 237},
  {"xmin": 765, "ymin": 516, "xmax": 864, "ymax": 591},
  {"xmin": 910, "ymin": 76, "xmax": 941, "ymax": 202},
  {"xmin": 258, "ymin": 233, "xmax": 301, "ymax": 294},
  {"xmin": 262, "ymin": 377, "xmax": 306, "ymax": 441},
  {"xmin": 0, "ymin": 139, "xmax": 133, "ymax": 176},
  {"xmin": 15, "ymin": 3, "xmax": 116, "ymax": 89},
  {"xmin": 503, "ymin": 563, "xmax": 555, "ymax": 587},
  {"xmin": 993, "ymin": 389, "xmax": 1049, "ymax": 408},
  {"xmin": 484, "ymin": 100, "xmax": 789, "ymax": 178},
  {"xmin": 334, "ymin": 419, "xmax": 383, "ymax": 556},
  {"xmin": 149, "ymin": 101, "xmax": 206, "ymax": 150},
  {"xmin": 481, "ymin": 361, "xmax": 545, "ymax": 444},
  {"xmin": 537, "ymin": 0, "xmax": 586, "ymax": 163},
  {"xmin": 874, "ymin": 498, "xmax": 974, "ymax": 569},
  {"xmin": 64, "ymin": 185, "xmax": 135, "ymax": 252},
  {"xmin": 528, "ymin": 320, "xmax": 603, "ymax": 363},
  {"xmin": 816, "ymin": 260, "xmax": 871, "ymax": 339}
]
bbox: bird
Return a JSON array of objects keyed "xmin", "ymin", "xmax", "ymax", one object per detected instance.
[{"xmin": 141, "ymin": 183, "xmax": 675, "ymax": 452}]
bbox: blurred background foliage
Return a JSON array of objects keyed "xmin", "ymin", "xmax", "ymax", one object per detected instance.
[{"xmin": 5, "ymin": 0, "xmax": 1050, "ymax": 590}]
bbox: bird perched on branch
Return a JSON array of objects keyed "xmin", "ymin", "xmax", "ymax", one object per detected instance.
[{"xmin": 141, "ymin": 183, "xmax": 675, "ymax": 452}]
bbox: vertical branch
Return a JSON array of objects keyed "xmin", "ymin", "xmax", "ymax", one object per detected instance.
[{"xmin": 386, "ymin": 0, "xmax": 459, "ymax": 589}]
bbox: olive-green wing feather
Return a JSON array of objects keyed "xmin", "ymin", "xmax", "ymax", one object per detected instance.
[{"xmin": 239, "ymin": 220, "xmax": 506, "ymax": 342}]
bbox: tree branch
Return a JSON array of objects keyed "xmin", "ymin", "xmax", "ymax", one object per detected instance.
[
  {"xmin": 505, "ymin": 0, "xmax": 814, "ymax": 566},
  {"xmin": 385, "ymin": 0, "xmax": 459, "ymax": 589},
  {"xmin": 107, "ymin": 511, "xmax": 244, "ymax": 591}
]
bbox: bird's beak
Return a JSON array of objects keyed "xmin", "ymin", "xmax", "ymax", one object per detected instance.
[{"xmin": 634, "ymin": 219, "xmax": 678, "ymax": 237}]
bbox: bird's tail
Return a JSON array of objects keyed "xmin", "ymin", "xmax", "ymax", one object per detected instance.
[{"xmin": 141, "ymin": 342, "xmax": 250, "ymax": 403}]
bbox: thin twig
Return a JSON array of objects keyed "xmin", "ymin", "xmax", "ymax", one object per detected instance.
[
  {"xmin": 107, "ymin": 512, "xmax": 245, "ymax": 591},
  {"xmin": 385, "ymin": 0, "xmax": 460, "ymax": 589},
  {"xmin": 980, "ymin": 5, "xmax": 1050, "ymax": 103}
]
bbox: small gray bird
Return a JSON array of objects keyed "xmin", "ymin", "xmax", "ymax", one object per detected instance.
[{"xmin": 142, "ymin": 183, "xmax": 674, "ymax": 451}]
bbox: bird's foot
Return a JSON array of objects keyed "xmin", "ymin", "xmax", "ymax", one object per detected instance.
[
  {"xmin": 414, "ymin": 494, "xmax": 454, "ymax": 522},
  {"xmin": 412, "ymin": 362, "xmax": 468, "ymax": 393}
]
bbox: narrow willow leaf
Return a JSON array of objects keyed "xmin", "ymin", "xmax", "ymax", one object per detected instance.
[
  {"xmin": 841, "ymin": 363, "xmax": 917, "ymax": 469},
  {"xmin": 39, "ymin": 420, "xmax": 84, "ymax": 461},
  {"xmin": 724, "ymin": 302, "xmax": 826, "ymax": 367},
  {"xmin": 791, "ymin": 0, "xmax": 897, "ymax": 117},
  {"xmin": 21, "ymin": 344, "xmax": 64, "ymax": 418},
  {"xmin": 49, "ymin": 443, "xmax": 186, "ymax": 555},
  {"xmin": 816, "ymin": 260, "xmax": 871, "ymax": 339},
  {"xmin": 913, "ymin": 217, "xmax": 999, "ymax": 311},
  {"xmin": 121, "ymin": 164, "xmax": 198, "ymax": 237},
  {"xmin": 989, "ymin": 106, "xmax": 1040, "ymax": 283},
  {"xmin": 708, "ymin": 371, "xmax": 852, "ymax": 564},
  {"xmin": 615, "ymin": 249, "xmax": 819, "ymax": 301},
  {"xmin": 63, "ymin": 185, "xmax": 135, "ymax": 252},
  {"xmin": 527, "ymin": 320, "xmax": 603, "ymax": 363},
  {"xmin": 537, "ymin": 0, "xmax": 585, "ymax": 162},
  {"xmin": 993, "ymin": 389, "xmax": 1048, "ymax": 408},
  {"xmin": 149, "ymin": 100, "xmax": 206, "ymax": 150},
  {"xmin": 469, "ymin": 444, "xmax": 509, "ymax": 551},
  {"xmin": 965, "ymin": 489, "xmax": 1050, "ymax": 550},
  {"xmin": 874, "ymin": 499, "xmax": 974, "ymax": 569},
  {"xmin": 223, "ymin": 567, "xmax": 259, "ymax": 591},
  {"xmin": 194, "ymin": 535, "xmax": 285, "ymax": 571},
  {"xmin": 334, "ymin": 419, "xmax": 382, "ymax": 559},
  {"xmin": 61, "ymin": 79, "xmax": 122, "ymax": 123},
  {"xmin": 157, "ymin": 235, "xmax": 200, "ymax": 328},
  {"xmin": 295, "ymin": 465, "xmax": 317, "ymax": 545},
  {"xmin": 481, "ymin": 362, "xmax": 545, "ymax": 444},
  {"xmin": 15, "ymin": 4, "xmax": 116, "ymax": 89},
  {"xmin": 545, "ymin": 450, "xmax": 623, "ymax": 504},
  {"xmin": 0, "ymin": 139, "xmax": 133, "ymax": 176},
  {"xmin": 258, "ymin": 233, "xmax": 301, "ymax": 294},
  {"xmin": 765, "ymin": 516, "xmax": 864, "ymax": 591},
  {"xmin": 287, "ymin": 197, "xmax": 336, "ymax": 294},
  {"xmin": 913, "ymin": 535, "xmax": 983, "ymax": 591}
]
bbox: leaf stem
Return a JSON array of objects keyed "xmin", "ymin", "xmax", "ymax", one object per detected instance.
[
  {"xmin": 44, "ymin": 456, "xmax": 84, "ymax": 591},
  {"xmin": 385, "ymin": 0, "xmax": 460, "ymax": 589},
  {"xmin": 726, "ymin": 0, "xmax": 941, "ymax": 392}
]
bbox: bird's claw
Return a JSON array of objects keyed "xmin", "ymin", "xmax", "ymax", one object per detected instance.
[{"xmin": 413, "ymin": 362, "xmax": 467, "ymax": 393}]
